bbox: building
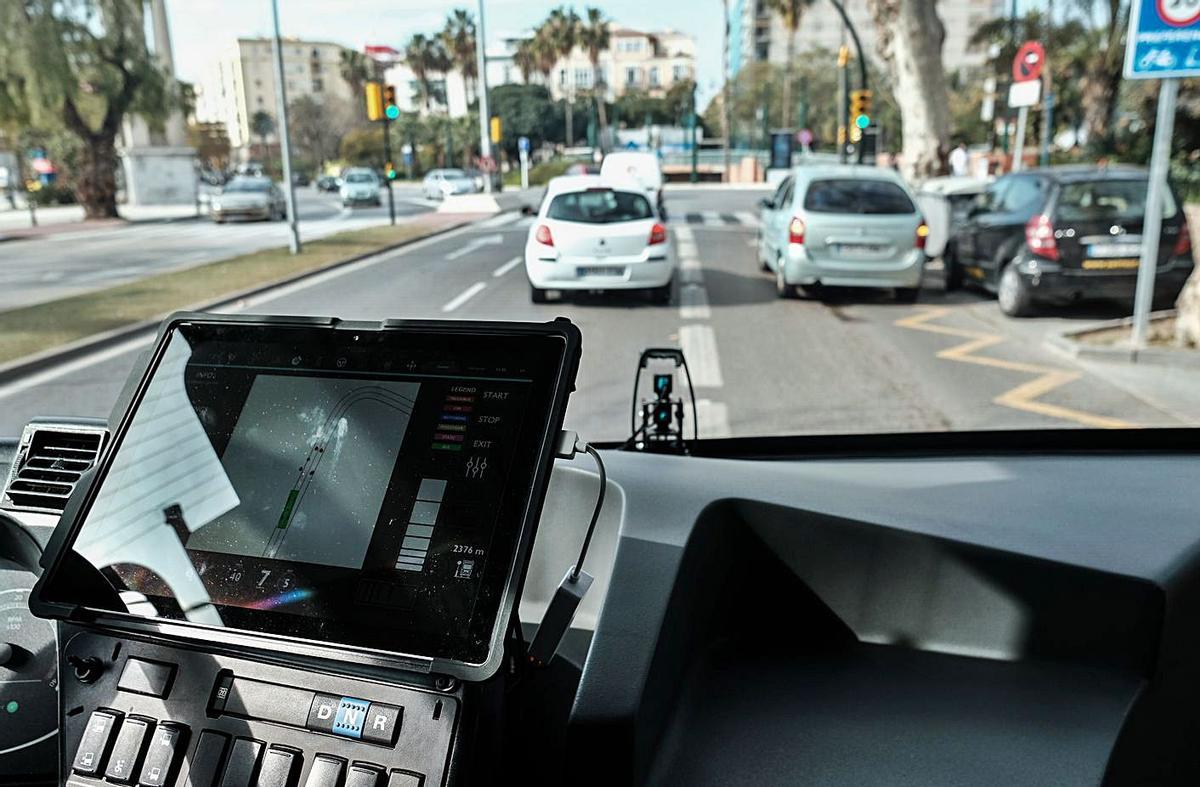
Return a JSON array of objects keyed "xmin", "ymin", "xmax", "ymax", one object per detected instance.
[
  {"xmin": 195, "ymin": 38, "xmax": 354, "ymax": 151},
  {"xmin": 542, "ymin": 28, "xmax": 696, "ymax": 102},
  {"xmin": 729, "ymin": 0, "xmax": 1003, "ymax": 77}
]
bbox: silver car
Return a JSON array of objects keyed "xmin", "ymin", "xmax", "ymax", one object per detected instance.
[
  {"xmin": 756, "ymin": 165, "xmax": 928, "ymax": 301},
  {"xmin": 422, "ymin": 168, "xmax": 478, "ymax": 200},
  {"xmin": 210, "ymin": 176, "xmax": 286, "ymax": 223}
]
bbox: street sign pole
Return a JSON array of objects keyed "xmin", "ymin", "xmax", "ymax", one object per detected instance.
[
  {"xmin": 382, "ymin": 114, "xmax": 396, "ymax": 226},
  {"xmin": 1010, "ymin": 105, "xmax": 1028, "ymax": 172},
  {"xmin": 1131, "ymin": 77, "xmax": 1179, "ymax": 354},
  {"xmin": 475, "ymin": 0, "xmax": 493, "ymax": 193},
  {"xmin": 270, "ymin": 0, "xmax": 301, "ymax": 254}
]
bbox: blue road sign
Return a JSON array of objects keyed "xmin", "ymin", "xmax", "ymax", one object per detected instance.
[
  {"xmin": 517, "ymin": 136, "xmax": 530, "ymax": 154},
  {"xmin": 1124, "ymin": 0, "xmax": 1200, "ymax": 79}
]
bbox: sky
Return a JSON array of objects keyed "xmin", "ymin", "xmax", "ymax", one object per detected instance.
[{"xmin": 164, "ymin": 0, "xmax": 726, "ymax": 104}]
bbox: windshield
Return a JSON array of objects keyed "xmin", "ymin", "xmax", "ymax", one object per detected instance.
[
  {"xmin": 222, "ymin": 179, "xmax": 271, "ymax": 193},
  {"xmin": 804, "ymin": 179, "xmax": 916, "ymax": 215},
  {"xmin": 547, "ymin": 190, "xmax": 653, "ymax": 223},
  {"xmin": 0, "ymin": 0, "xmax": 1197, "ymax": 452}
]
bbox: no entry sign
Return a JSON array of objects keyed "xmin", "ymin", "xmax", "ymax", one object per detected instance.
[{"xmin": 1013, "ymin": 41, "xmax": 1046, "ymax": 82}]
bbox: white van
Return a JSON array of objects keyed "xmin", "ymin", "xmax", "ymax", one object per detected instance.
[{"xmin": 600, "ymin": 151, "xmax": 666, "ymax": 219}]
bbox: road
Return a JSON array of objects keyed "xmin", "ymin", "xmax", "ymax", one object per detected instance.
[
  {"xmin": 0, "ymin": 187, "xmax": 1192, "ymax": 442},
  {"xmin": 0, "ymin": 185, "xmax": 434, "ymax": 310}
]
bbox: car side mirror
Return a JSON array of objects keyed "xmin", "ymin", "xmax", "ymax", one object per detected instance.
[
  {"xmin": 759, "ymin": 198, "xmax": 774, "ymax": 210},
  {"xmin": 520, "ymin": 204, "xmax": 535, "ymax": 217}
]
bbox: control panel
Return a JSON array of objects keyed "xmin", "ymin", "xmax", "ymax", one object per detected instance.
[{"xmin": 57, "ymin": 627, "xmax": 459, "ymax": 787}]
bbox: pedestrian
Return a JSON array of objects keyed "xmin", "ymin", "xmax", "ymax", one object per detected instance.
[{"xmin": 949, "ymin": 140, "xmax": 970, "ymax": 177}]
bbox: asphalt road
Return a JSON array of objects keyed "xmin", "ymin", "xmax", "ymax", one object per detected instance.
[
  {"xmin": 0, "ymin": 187, "xmax": 1192, "ymax": 442},
  {"xmin": 0, "ymin": 185, "xmax": 434, "ymax": 310}
]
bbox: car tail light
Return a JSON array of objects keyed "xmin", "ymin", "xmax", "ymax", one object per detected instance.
[
  {"xmin": 915, "ymin": 221, "xmax": 930, "ymax": 249},
  {"xmin": 1025, "ymin": 213, "xmax": 1059, "ymax": 260},
  {"xmin": 535, "ymin": 224, "xmax": 554, "ymax": 246},
  {"xmin": 1173, "ymin": 218, "xmax": 1192, "ymax": 257},
  {"xmin": 788, "ymin": 217, "xmax": 806, "ymax": 245},
  {"xmin": 649, "ymin": 223, "xmax": 667, "ymax": 245}
]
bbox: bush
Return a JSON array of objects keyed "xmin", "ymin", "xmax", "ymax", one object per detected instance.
[{"xmin": 28, "ymin": 184, "xmax": 76, "ymax": 206}]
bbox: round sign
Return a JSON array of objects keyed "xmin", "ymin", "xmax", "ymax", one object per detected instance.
[
  {"xmin": 1012, "ymin": 40, "xmax": 1045, "ymax": 82},
  {"xmin": 797, "ymin": 128, "xmax": 814, "ymax": 146},
  {"xmin": 1157, "ymin": 0, "xmax": 1200, "ymax": 27}
]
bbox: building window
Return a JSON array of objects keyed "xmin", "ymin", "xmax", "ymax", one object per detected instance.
[
  {"xmin": 312, "ymin": 78, "xmax": 323, "ymax": 92},
  {"xmin": 625, "ymin": 66, "xmax": 639, "ymax": 87},
  {"xmin": 256, "ymin": 96, "xmax": 263, "ymax": 105},
  {"xmin": 595, "ymin": 66, "xmax": 607, "ymax": 87},
  {"xmin": 672, "ymin": 64, "xmax": 689, "ymax": 82},
  {"xmin": 255, "ymin": 79, "xmax": 262, "ymax": 87},
  {"xmin": 648, "ymin": 66, "xmax": 659, "ymax": 87},
  {"xmin": 502, "ymin": 66, "xmax": 512, "ymax": 83},
  {"xmin": 311, "ymin": 48, "xmax": 320, "ymax": 58},
  {"xmin": 574, "ymin": 67, "xmax": 591, "ymax": 88},
  {"xmin": 558, "ymin": 68, "xmax": 568, "ymax": 86}
]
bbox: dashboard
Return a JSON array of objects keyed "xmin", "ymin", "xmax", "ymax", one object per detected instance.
[{"xmin": 2, "ymin": 313, "xmax": 1200, "ymax": 785}]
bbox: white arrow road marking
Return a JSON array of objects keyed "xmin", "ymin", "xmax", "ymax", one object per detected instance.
[
  {"xmin": 492, "ymin": 256, "xmax": 523, "ymax": 277},
  {"xmin": 441, "ymin": 282, "xmax": 487, "ymax": 312},
  {"xmin": 445, "ymin": 234, "xmax": 503, "ymax": 260}
]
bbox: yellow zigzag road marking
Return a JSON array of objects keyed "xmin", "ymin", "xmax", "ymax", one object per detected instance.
[{"xmin": 894, "ymin": 307, "xmax": 1135, "ymax": 430}]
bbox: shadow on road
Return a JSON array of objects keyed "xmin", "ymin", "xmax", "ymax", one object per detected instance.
[{"xmin": 697, "ymin": 269, "xmax": 777, "ymax": 307}]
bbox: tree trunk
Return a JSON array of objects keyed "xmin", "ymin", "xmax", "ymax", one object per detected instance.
[
  {"xmin": 593, "ymin": 59, "xmax": 608, "ymax": 146},
  {"xmin": 869, "ymin": 0, "xmax": 950, "ymax": 181},
  {"xmin": 1079, "ymin": 68, "xmax": 1119, "ymax": 149},
  {"xmin": 75, "ymin": 133, "xmax": 120, "ymax": 220},
  {"xmin": 1176, "ymin": 206, "xmax": 1200, "ymax": 347},
  {"xmin": 781, "ymin": 29, "xmax": 795, "ymax": 129}
]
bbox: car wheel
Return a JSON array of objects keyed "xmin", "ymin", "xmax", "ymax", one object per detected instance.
[
  {"xmin": 894, "ymin": 287, "xmax": 921, "ymax": 304},
  {"xmin": 775, "ymin": 258, "xmax": 796, "ymax": 299},
  {"xmin": 649, "ymin": 280, "xmax": 673, "ymax": 305},
  {"xmin": 943, "ymin": 246, "xmax": 963, "ymax": 292},
  {"xmin": 997, "ymin": 262, "xmax": 1035, "ymax": 317},
  {"xmin": 530, "ymin": 284, "xmax": 549, "ymax": 304},
  {"xmin": 758, "ymin": 237, "xmax": 771, "ymax": 272}
]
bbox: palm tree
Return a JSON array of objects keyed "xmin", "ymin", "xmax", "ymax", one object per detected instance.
[
  {"xmin": 441, "ymin": 9, "xmax": 478, "ymax": 104},
  {"xmin": 543, "ymin": 7, "xmax": 580, "ymax": 143},
  {"xmin": 514, "ymin": 38, "xmax": 537, "ymax": 83},
  {"xmin": 404, "ymin": 33, "xmax": 451, "ymax": 113},
  {"xmin": 764, "ymin": 0, "xmax": 812, "ymax": 128},
  {"xmin": 577, "ymin": 7, "xmax": 610, "ymax": 145},
  {"xmin": 250, "ymin": 110, "xmax": 275, "ymax": 165},
  {"xmin": 339, "ymin": 49, "xmax": 374, "ymax": 102}
]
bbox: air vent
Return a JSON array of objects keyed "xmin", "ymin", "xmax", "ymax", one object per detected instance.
[{"xmin": 1, "ymin": 422, "xmax": 109, "ymax": 514}]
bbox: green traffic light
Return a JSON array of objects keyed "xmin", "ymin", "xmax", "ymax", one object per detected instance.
[
  {"xmin": 5, "ymin": 700, "xmax": 18, "ymax": 714},
  {"xmin": 384, "ymin": 105, "xmax": 400, "ymax": 120},
  {"xmin": 387, "ymin": 169, "xmax": 397, "ymax": 180},
  {"xmin": 855, "ymin": 114, "xmax": 870, "ymax": 130}
]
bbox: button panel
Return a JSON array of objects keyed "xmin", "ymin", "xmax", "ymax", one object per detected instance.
[
  {"xmin": 103, "ymin": 716, "xmax": 152, "ymax": 783},
  {"xmin": 73, "ymin": 709, "xmax": 121, "ymax": 776}
]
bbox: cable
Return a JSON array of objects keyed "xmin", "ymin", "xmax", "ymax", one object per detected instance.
[{"xmin": 569, "ymin": 444, "xmax": 606, "ymax": 582}]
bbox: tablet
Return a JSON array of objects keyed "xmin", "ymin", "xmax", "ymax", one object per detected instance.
[{"xmin": 32, "ymin": 313, "xmax": 580, "ymax": 681}]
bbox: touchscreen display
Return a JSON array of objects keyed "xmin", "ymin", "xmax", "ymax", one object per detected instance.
[{"xmin": 40, "ymin": 321, "xmax": 566, "ymax": 664}]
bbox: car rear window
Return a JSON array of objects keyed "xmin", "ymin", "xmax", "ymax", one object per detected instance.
[
  {"xmin": 1055, "ymin": 179, "xmax": 1177, "ymax": 222},
  {"xmin": 345, "ymin": 173, "xmax": 375, "ymax": 183},
  {"xmin": 224, "ymin": 180, "xmax": 270, "ymax": 192},
  {"xmin": 547, "ymin": 189, "xmax": 653, "ymax": 223},
  {"xmin": 803, "ymin": 179, "xmax": 916, "ymax": 215}
]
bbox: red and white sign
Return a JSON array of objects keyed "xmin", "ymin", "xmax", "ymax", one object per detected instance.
[
  {"xmin": 1157, "ymin": 0, "xmax": 1200, "ymax": 27},
  {"xmin": 1012, "ymin": 41, "xmax": 1046, "ymax": 83}
]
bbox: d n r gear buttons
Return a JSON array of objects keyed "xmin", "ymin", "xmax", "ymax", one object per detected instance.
[{"xmin": 307, "ymin": 694, "xmax": 402, "ymax": 745}]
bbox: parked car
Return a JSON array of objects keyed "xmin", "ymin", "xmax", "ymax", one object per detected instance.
[
  {"xmin": 525, "ymin": 175, "xmax": 675, "ymax": 304},
  {"xmin": 292, "ymin": 171, "xmax": 311, "ymax": 187},
  {"xmin": 944, "ymin": 166, "xmax": 1194, "ymax": 316},
  {"xmin": 210, "ymin": 176, "xmax": 286, "ymax": 223},
  {"xmin": 600, "ymin": 151, "xmax": 665, "ymax": 219},
  {"xmin": 315, "ymin": 174, "xmax": 340, "ymax": 193},
  {"xmin": 914, "ymin": 176, "xmax": 989, "ymax": 261},
  {"xmin": 339, "ymin": 168, "xmax": 381, "ymax": 207},
  {"xmin": 565, "ymin": 163, "xmax": 601, "ymax": 176},
  {"xmin": 422, "ymin": 168, "xmax": 478, "ymax": 200},
  {"xmin": 757, "ymin": 165, "xmax": 928, "ymax": 301}
]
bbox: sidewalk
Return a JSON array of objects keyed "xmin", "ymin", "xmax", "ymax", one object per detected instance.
[{"xmin": 0, "ymin": 202, "xmax": 202, "ymax": 242}]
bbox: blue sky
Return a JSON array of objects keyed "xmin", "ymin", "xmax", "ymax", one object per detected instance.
[{"xmin": 165, "ymin": 0, "xmax": 726, "ymax": 103}]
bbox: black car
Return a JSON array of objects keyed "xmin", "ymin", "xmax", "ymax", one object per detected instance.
[
  {"xmin": 315, "ymin": 174, "xmax": 340, "ymax": 192},
  {"xmin": 944, "ymin": 166, "xmax": 1193, "ymax": 316}
]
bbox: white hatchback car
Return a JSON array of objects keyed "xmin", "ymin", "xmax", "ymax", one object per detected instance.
[{"xmin": 525, "ymin": 176, "xmax": 675, "ymax": 303}]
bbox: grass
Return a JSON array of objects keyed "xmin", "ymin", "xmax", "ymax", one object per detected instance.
[{"xmin": 0, "ymin": 220, "xmax": 455, "ymax": 367}]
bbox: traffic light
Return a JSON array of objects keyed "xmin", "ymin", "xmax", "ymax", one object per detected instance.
[
  {"xmin": 490, "ymin": 116, "xmax": 501, "ymax": 144},
  {"xmin": 365, "ymin": 82, "xmax": 383, "ymax": 121},
  {"xmin": 383, "ymin": 85, "xmax": 399, "ymax": 120},
  {"xmin": 385, "ymin": 161, "xmax": 397, "ymax": 180},
  {"xmin": 850, "ymin": 89, "xmax": 872, "ymax": 130}
]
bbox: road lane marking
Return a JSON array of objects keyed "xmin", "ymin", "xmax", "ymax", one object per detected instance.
[
  {"xmin": 445, "ymin": 233, "xmax": 503, "ymax": 260},
  {"xmin": 701, "ymin": 210, "xmax": 723, "ymax": 226},
  {"xmin": 679, "ymin": 284, "xmax": 711, "ymax": 319},
  {"xmin": 679, "ymin": 324, "xmax": 724, "ymax": 387},
  {"xmin": 441, "ymin": 282, "xmax": 487, "ymax": 312},
  {"xmin": 735, "ymin": 211, "xmax": 759, "ymax": 227},
  {"xmin": 492, "ymin": 256, "xmax": 523, "ymax": 277},
  {"xmin": 479, "ymin": 213, "xmax": 523, "ymax": 228},
  {"xmin": 894, "ymin": 306, "xmax": 1135, "ymax": 429},
  {"xmin": 696, "ymin": 399, "xmax": 731, "ymax": 438}
]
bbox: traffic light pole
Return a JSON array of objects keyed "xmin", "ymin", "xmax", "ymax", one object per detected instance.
[
  {"xmin": 382, "ymin": 115, "xmax": 395, "ymax": 225},
  {"xmin": 270, "ymin": 0, "xmax": 300, "ymax": 254}
]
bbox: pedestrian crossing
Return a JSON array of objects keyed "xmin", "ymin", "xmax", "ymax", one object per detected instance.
[{"xmin": 674, "ymin": 211, "xmax": 759, "ymax": 228}]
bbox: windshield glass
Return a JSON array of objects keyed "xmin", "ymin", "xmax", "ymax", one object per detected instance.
[
  {"xmin": 547, "ymin": 190, "xmax": 653, "ymax": 223},
  {"xmin": 0, "ymin": 0, "xmax": 1197, "ymax": 451},
  {"xmin": 1056, "ymin": 179, "xmax": 1178, "ymax": 222},
  {"xmin": 804, "ymin": 179, "xmax": 916, "ymax": 214}
]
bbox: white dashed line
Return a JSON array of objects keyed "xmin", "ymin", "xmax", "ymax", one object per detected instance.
[
  {"xmin": 492, "ymin": 256, "xmax": 523, "ymax": 278},
  {"xmin": 700, "ymin": 210, "xmax": 724, "ymax": 226},
  {"xmin": 441, "ymin": 281, "xmax": 487, "ymax": 312},
  {"xmin": 678, "ymin": 324, "xmax": 724, "ymax": 387},
  {"xmin": 679, "ymin": 284, "xmax": 711, "ymax": 319},
  {"xmin": 696, "ymin": 399, "xmax": 732, "ymax": 438},
  {"xmin": 734, "ymin": 211, "xmax": 759, "ymax": 227}
]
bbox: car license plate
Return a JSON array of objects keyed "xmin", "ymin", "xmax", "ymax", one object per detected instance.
[
  {"xmin": 1082, "ymin": 258, "xmax": 1140, "ymax": 270},
  {"xmin": 578, "ymin": 266, "xmax": 625, "ymax": 278},
  {"xmin": 832, "ymin": 243, "xmax": 887, "ymax": 255},
  {"xmin": 1087, "ymin": 243, "xmax": 1140, "ymax": 259}
]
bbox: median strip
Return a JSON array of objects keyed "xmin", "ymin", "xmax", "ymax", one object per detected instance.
[{"xmin": 0, "ymin": 215, "xmax": 479, "ymax": 379}]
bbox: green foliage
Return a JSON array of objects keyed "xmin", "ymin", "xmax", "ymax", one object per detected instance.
[
  {"xmin": 440, "ymin": 9, "xmax": 477, "ymax": 84},
  {"xmin": 490, "ymin": 84, "xmax": 558, "ymax": 155},
  {"xmin": 404, "ymin": 33, "xmax": 451, "ymax": 111}
]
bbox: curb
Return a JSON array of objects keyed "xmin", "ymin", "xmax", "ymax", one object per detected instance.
[
  {"xmin": 0, "ymin": 215, "xmax": 485, "ymax": 386},
  {"xmin": 0, "ymin": 212, "xmax": 205, "ymax": 244},
  {"xmin": 1045, "ymin": 310, "xmax": 1200, "ymax": 369}
]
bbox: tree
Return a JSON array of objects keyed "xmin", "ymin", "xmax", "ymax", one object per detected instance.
[
  {"xmin": 0, "ymin": 0, "xmax": 170, "ymax": 218},
  {"xmin": 577, "ymin": 8, "xmax": 611, "ymax": 145},
  {"xmin": 289, "ymin": 94, "xmax": 352, "ymax": 172},
  {"xmin": 514, "ymin": 38, "xmax": 538, "ymax": 83},
  {"xmin": 1074, "ymin": 0, "xmax": 1129, "ymax": 151},
  {"xmin": 187, "ymin": 122, "xmax": 231, "ymax": 171},
  {"xmin": 404, "ymin": 33, "xmax": 451, "ymax": 113},
  {"xmin": 490, "ymin": 83, "xmax": 559, "ymax": 154},
  {"xmin": 249, "ymin": 110, "xmax": 275, "ymax": 163},
  {"xmin": 543, "ymin": 7, "xmax": 580, "ymax": 143},
  {"xmin": 762, "ymin": 0, "xmax": 813, "ymax": 129},
  {"xmin": 868, "ymin": 0, "xmax": 951, "ymax": 180},
  {"xmin": 441, "ymin": 9, "xmax": 477, "ymax": 104},
  {"xmin": 339, "ymin": 49, "xmax": 375, "ymax": 103}
]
